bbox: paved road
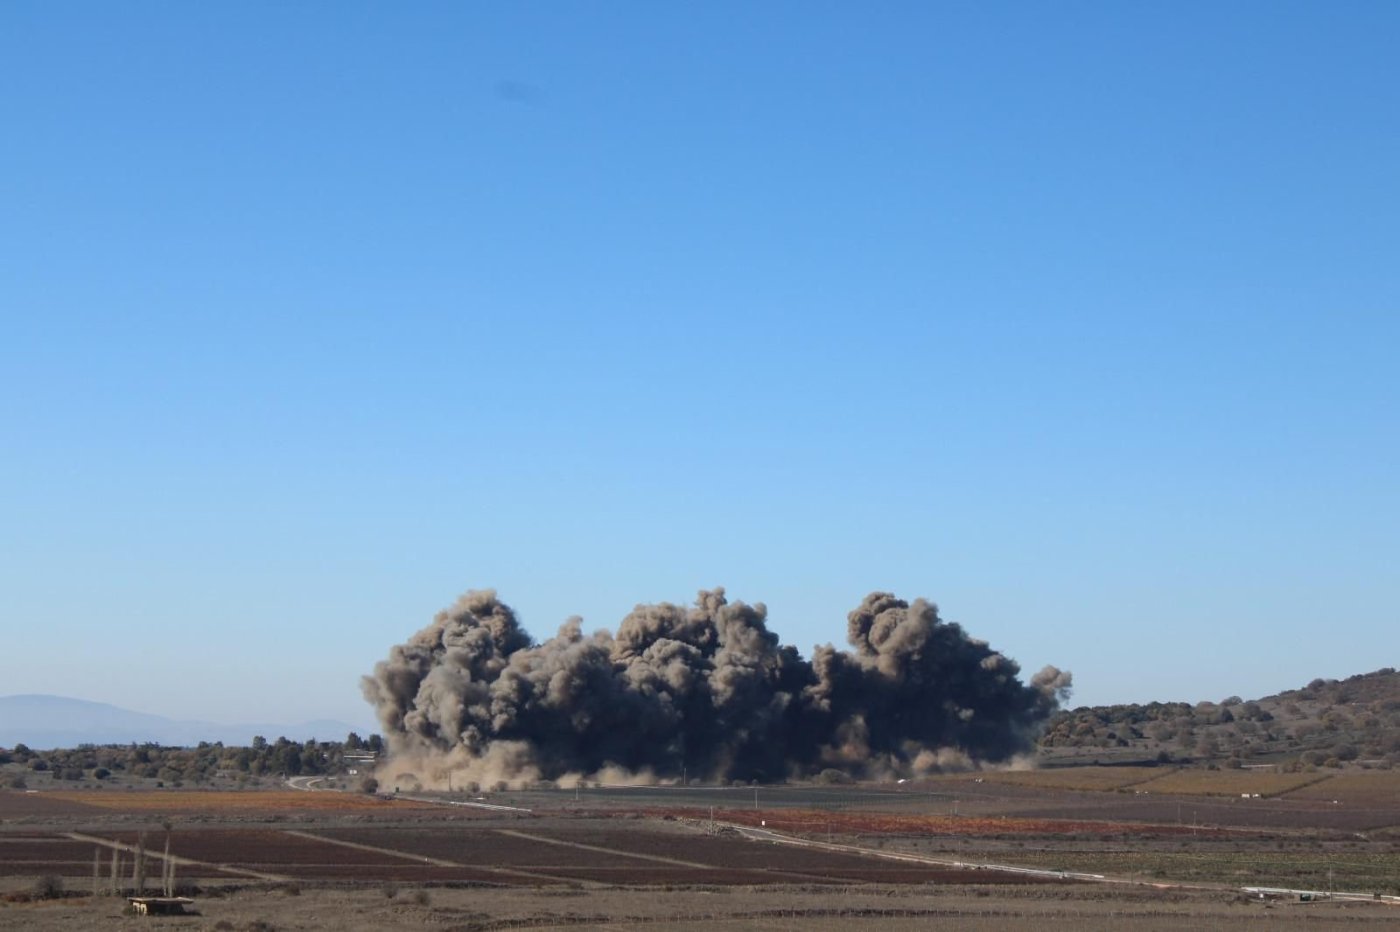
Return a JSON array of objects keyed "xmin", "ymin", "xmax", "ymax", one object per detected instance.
[{"xmin": 285, "ymin": 775, "xmax": 327, "ymax": 791}]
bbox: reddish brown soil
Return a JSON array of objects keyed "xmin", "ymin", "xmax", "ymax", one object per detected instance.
[
  {"xmin": 44, "ymin": 790, "xmax": 437, "ymax": 814},
  {"xmin": 250, "ymin": 864, "xmax": 522, "ymax": 883},
  {"xmin": 544, "ymin": 825, "xmax": 953, "ymax": 874},
  {"xmin": 0, "ymin": 792, "xmax": 101, "ymax": 818},
  {"xmin": 319, "ymin": 823, "xmax": 1071, "ymax": 886},
  {"xmin": 888, "ymin": 777, "xmax": 1400, "ymax": 833},
  {"xmin": 102, "ymin": 829, "xmax": 418, "ymax": 870},
  {"xmin": 0, "ymin": 836, "xmax": 105, "ymax": 878},
  {"xmin": 0, "ymin": 833, "xmax": 225, "ymax": 879},
  {"xmin": 538, "ymin": 866, "xmax": 814, "ymax": 885},
  {"xmin": 12, "ymin": 821, "xmax": 1078, "ymax": 887},
  {"xmin": 320, "ymin": 827, "xmax": 628, "ymax": 868}
]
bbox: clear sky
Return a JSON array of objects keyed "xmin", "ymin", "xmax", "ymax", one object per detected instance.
[{"xmin": 2, "ymin": 3, "xmax": 1396, "ymax": 733}]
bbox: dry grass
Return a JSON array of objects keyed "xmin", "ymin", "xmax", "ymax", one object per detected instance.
[
  {"xmin": 1284, "ymin": 771, "xmax": 1400, "ymax": 806},
  {"xmin": 660, "ymin": 808, "xmax": 1225, "ymax": 838},
  {"xmin": 971, "ymin": 848, "xmax": 1400, "ymax": 894},
  {"xmin": 978, "ymin": 767, "xmax": 1165, "ymax": 792},
  {"xmin": 3, "ymin": 882, "xmax": 1398, "ymax": 931},
  {"xmin": 42, "ymin": 791, "xmax": 438, "ymax": 813},
  {"xmin": 1130, "ymin": 771, "xmax": 1326, "ymax": 798}
]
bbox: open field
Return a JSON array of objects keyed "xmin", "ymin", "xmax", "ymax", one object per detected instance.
[
  {"xmin": 926, "ymin": 847, "xmax": 1400, "ymax": 893},
  {"xmin": 39, "ymin": 790, "xmax": 440, "ymax": 814},
  {"xmin": 1130, "ymin": 770, "xmax": 1329, "ymax": 798},
  {"xmin": 491, "ymin": 773, "xmax": 1400, "ymax": 833},
  {"xmin": 646, "ymin": 807, "xmax": 1242, "ymax": 842},
  {"xmin": 0, "ymin": 793, "xmax": 99, "ymax": 819},
  {"xmin": 25, "ymin": 821, "xmax": 1052, "ymax": 888},
  {"xmin": 1285, "ymin": 772, "xmax": 1400, "ymax": 808},
  {"xmin": 7, "ymin": 881, "xmax": 1399, "ymax": 931},
  {"xmin": 971, "ymin": 766, "xmax": 1164, "ymax": 792},
  {"xmin": 3, "ymin": 771, "xmax": 1400, "ymax": 929},
  {"xmin": 0, "ymin": 834, "xmax": 111, "ymax": 879},
  {"xmin": 316, "ymin": 823, "xmax": 1054, "ymax": 885}
]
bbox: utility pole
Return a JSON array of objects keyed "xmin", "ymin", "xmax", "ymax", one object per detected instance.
[
  {"xmin": 162, "ymin": 835, "xmax": 173, "ymax": 896},
  {"xmin": 133, "ymin": 832, "xmax": 147, "ymax": 895}
]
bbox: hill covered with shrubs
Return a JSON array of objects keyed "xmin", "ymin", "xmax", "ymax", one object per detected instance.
[{"xmin": 1040, "ymin": 668, "xmax": 1400, "ymax": 770}]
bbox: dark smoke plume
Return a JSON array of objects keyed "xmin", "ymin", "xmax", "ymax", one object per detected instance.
[{"xmin": 363, "ymin": 588, "xmax": 1070, "ymax": 785}]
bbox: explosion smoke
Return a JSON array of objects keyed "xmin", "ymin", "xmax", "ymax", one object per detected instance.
[{"xmin": 363, "ymin": 588, "xmax": 1070, "ymax": 786}]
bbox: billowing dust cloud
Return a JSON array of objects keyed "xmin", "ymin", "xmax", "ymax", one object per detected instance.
[{"xmin": 363, "ymin": 588, "xmax": 1070, "ymax": 787}]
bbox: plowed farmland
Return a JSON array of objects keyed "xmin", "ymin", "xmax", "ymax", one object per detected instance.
[
  {"xmin": 1, "ymin": 819, "xmax": 1074, "ymax": 888},
  {"xmin": 652, "ymin": 807, "xmax": 1236, "ymax": 839},
  {"xmin": 0, "ymin": 792, "xmax": 100, "ymax": 818},
  {"xmin": 1284, "ymin": 772, "xmax": 1400, "ymax": 807},
  {"xmin": 314, "ymin": 823, "xmax": 1047, "ymax": 885},
  {"xmin": 41, "ymin": 790, "xmax": 439, "ymax": 814},
  {"xmin": 91, "ymin": 829, "xmax": 517, "ymax": 884},
  {"xmin": 0, "ymin": 836, "xmax": 104, "ymax": 878},
  {"xmin": 4, "ymin": 776, "xmax": 1400, "ymax": 931}
]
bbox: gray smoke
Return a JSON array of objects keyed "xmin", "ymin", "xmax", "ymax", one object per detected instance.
[{"xmin": 363, "ymin": 588, "xmax": 1070, "ymax": 784}]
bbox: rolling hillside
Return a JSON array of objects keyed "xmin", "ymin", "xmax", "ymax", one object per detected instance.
[{"xmin": 1040, "ymin": 668, "xmax": 1400, "ymax": 769}]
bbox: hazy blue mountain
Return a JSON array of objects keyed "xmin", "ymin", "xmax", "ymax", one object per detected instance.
[{"xmin": 0, "ymin": 694, "xmax": 369, "ymax": 749}]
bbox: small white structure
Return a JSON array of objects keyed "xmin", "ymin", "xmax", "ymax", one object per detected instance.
[{"xmin": 127, "ymin": 896, "xmax": 194, "ymax": 916}]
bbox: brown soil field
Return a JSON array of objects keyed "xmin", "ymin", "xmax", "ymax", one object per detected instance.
[
  {"xmin": 0, "ymin": 792, "xmax": 99, "ymax": 818},
  {"xmin": 318, "ymin": 823, "xmax": 1045, "ymax": 886},
  {"xmin": 1130, "ymin": 770, "xmax": 1328, "ymax": 798},
  {"xmin": 852, "ymin": 775, "xmax": 1397, "ymax": 833},
  {"xmin": 3, "ymin": 776, "xmax": 1400, "ymax": 929},
  {"xmin": 41, "ymin": 790, "xmax": 439, "ymax": 813},
  {"xmin": 319, "ymin": 826, "xmax": 661, "ymax": 868},
  {"xmin": 652, "ymin": 807, "xmax": 1234, "ymax": 839},
  {"xmin": 93, "ymin": 829, "xmax": 512, "ymax": 883},
  {"xmin": 973, "ymin": 767, "xmax": 1165, "ymax": 792},
  {"xmin": 1284, "ymin": 771, "xmax": 1400, "ymax": 807},
  {"xmin": 248, "ymin": 863, "xmax": 522, "ymax": 883},
  {"xmin": 0, "ymin": 819, "xmax": 1074, "ymax": 889},
  {"xmin": 530, "ymin": 866, "xmax": 793, "ymax": 885},
  {"xmin": 0, "ymin": 832, "xmax": 235, "ymax": 881},
  {"xmin": 0, "ymin": 836, "xmax": 106, "ymax": 878},
  {"xmin": 542, "ymin": 823, "xmax": 1065, "ymax": 885}
]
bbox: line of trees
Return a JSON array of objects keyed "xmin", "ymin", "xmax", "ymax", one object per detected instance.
[{"xmin": 0, "ymin": 733, "xmax": 382, "ymax": 788}]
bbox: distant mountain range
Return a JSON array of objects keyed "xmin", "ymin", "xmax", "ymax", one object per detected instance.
[{"xmin": 0, "ymin": 694, "xmax": 369, "ymax": 749}]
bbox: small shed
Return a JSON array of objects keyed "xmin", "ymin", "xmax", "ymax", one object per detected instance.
[{"xmin": 127, "ymin": 896, "xmax": 194, "ymax": 916}]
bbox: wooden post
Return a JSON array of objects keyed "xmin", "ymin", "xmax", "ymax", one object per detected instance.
[
  {"xmin": 133, "ymin": 831, "xmax": 147, "ymax": 894},
  {"xmin": 163, "ymin": 835, "xmax": 173, "ymax": 896}
]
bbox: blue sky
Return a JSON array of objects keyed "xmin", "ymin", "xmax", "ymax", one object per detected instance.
[{"xmin": 2, "ymin": 3, "xmax": 1396, "ymax": 732}]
